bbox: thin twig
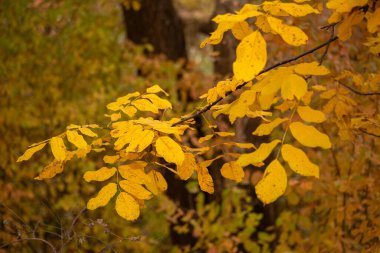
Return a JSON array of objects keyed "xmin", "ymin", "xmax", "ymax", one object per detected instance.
[
  {"xmin": 338, "ymin": 81, "xmax": 380, "ymax": 96},
  {"xmin": 1, "ymin": 238, "xmax": 57, "ymax": 253},
  {"xmin": 172, "ymin": 36, "xmax": 338, "ymax": 126},
  {"xmin": 359, "ymin": 128, "xmax": 380, "ymax": 138}
]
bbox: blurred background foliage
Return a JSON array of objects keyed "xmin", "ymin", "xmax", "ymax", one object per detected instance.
[{"xmin": 1, "ymin": 0, "xmax": 380, "ymax": 252}]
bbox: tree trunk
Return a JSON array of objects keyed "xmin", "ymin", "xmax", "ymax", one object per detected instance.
[{"xmin": 121, "ymin": 0, "xmax": 187, "ymax": 61}]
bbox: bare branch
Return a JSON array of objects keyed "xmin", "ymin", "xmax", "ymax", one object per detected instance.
[{"xmin": 338, "ymin": 81, "xmax": 380, "ymax": 96}]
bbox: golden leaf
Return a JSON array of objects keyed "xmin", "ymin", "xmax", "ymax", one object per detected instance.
[
  {"xmin": 220, "ymin": 161, "xmax": 245, "ymax": 182},
  {"xmin": 35, "ymin": 160, "xmax": 64, "ymax": 180},
  {"xmin": 262, "ymin": 1, "xmax": 319, "ymax": 17},
  {"xmin": 126, "ymin": 129, "xmax": 155, "ymax": 153},
  {"xmin": 297, "ymin": 106, "xmax": 326, "ymax": 123},
  {"xmin": 141, "ymin": 94, "xmax": 172, "ymax": 109},
  {"xmin": 103, "ymin": 155, "xmax": 120, "ymax": 164},
  {"xmin": 155, "ymin": 136, "xmax": 184, "ymax": 165},
  {"xmin": 267, "ymin": 16, "xmax": 308, "ymax": 46},
  {"xmin": 293, "ymin": 62, "xmax": 330, "ymax": 76},
  {"xmin": 237, "ymin": 140, "xmax": 281, "ymax": 167},
  {"xmin": 252, "ymin": 118, "xmax": 288, "ymax": 136},
  {"xmin": 196, "ymin": 164, "xmax": 214, "ymax": 194},
  {"xmin": 78, "ymin": 127, "xmax": 97, "ymax": 137},
  {"xmin": 281, "ymin": 74, "xmax": 307, "ymax": 100},
  {"xmin": 146, "ymin": 84, "xmax": 169, "ymax": 96},
  {"xmin": 17, "ymin": 142, "xmax": 47, "ymax": 162},
  {"xmin": 83, "ymin": 167, "xmax": 117, "ymax": 182},
  {"xmin": 131, "ymin": 99, "xmax": 159, "ymax": 113},
  {"xmin": 337, "ymin": 11, "xmax": 364, "ymax": 41},
  {"xmin": 232, "ymin": 21, "xmax": 253, "ymax": 40},
  {"xmin": 87, "ymin": 183, "xmax": 117, "ymax": 210},
  {"xmin": 50, "ymin": 136, "xmax": 66, "ymax": 161},
  {"xmin": 115, "ymin": 192, "xmax": 140, "ymax": 221},
  {"xmin": 326, "ymin": 0, "xmax": 368, "ymax": 13},
  {"xmin": 114, "ymin": 124, "xmax": 143, "ymax": 150},
  {"xmin": 177, "ymin": 153, "xmax": 196, "ymax": 180},
  {"xmin": 66, "ymin": 130, "xmax": 87, "ymax": 149},
  {"xmin": 145, "ymin": 170, "xmax": 168, "ymax": 195},
  {"xmin": 118, "ymin": 161, "xmax": 150, "ymax": 183},
  {"xmin": 119, "ymin": 180, "xmax": 153, "ymax": 200},
  {"xmin": 255, "ymin": 159, "xmax": 287, "ymax": 204},
  {"xmin": 281, "ymin": 144, "xmax": 319, "ymax": 178},
  {"xmin": 289, "ymin": 122, "xmax": 331, "ymax": 149},
  {"xmin": 233, "ymin": 31, "xmax": 267, "ymax": 82}
]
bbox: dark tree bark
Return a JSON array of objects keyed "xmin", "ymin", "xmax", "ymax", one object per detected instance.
[{"xmin": 121, "ymin": 0, "xmax": 187, "ymax": 61}]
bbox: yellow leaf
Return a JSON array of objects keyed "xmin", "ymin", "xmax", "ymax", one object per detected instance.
[
  {"xmin": 366, "ymin": 8, "xmax": 380, "ymax": 33},
  {"xmin": 262, "ymin": 1, "xmax": 319, "ymax": 17},
  {"xmin": 114, "ymin": 124, "xmax": 143, "ymax": 150},
  {"xmin": 155, "ymin": 136, "xmax": 184, "ymax": 165},
  {"xmin": 131, "ymin": 99, "xmax": 159, "ymax": 113},
  {"xmin": 126, "ymin": 129, "xmax": 155, "ymax": 153},
  {"xmin": 17, "ymin": 142, "xmax": 47, "ymax": 162},
  {"xmin": 293, "ymin": 62, "xmax": 330, "ymax": 76},
  {"xmin": 297, "ymin": 106, "xmax": 326, "ymax": 123},
  {"xmin": 255, "ymin": 15, "xmax": 272, "ymax": 33},
  {"xmin": 216, "ymin": 132, "xmax": 235, "ymax": 137},
  {"xmin": 232, "ymin": 21, "xmax": 253, "ymax": 40},
  {"xmin": 66, "ymin": 130, "xmax": 87, "ymax": 149},
  {"xmin": 281, "ymin": 144, "xmax": 319, "ymax": 178},
  {"xmin": 237, "ymin": 140, "xmax": 281, "ymax": 167},
  {"xmin": 200, "ymin": 22, "xmax": 235, "ymax": 48},
  {"xmin": 252, "ymin": 118, "xmax": 288, "ymax": 136},
  {"xmin": 115, "ymin": 91, "xmax": 140, "ymax": 105},
  {"xmin": 35, "ymin": 160, "xmax": 64, "ymax": 180},
  {"xmin": 233, "ymin": 31, "xmax": 267, "ymax": 82},
  {"xmin": 87, "ymin": 183, "xmax": 117, "ymax": 210},
  {"xmin": 177, "ymin": 153, "xmax": 196, "ymax": 180},
  {"xmin": 289, "ymin": 122, "xmax": 331, "ymax": 149},
  {"xmin": 119, "ymin": 180, "xmax": 152, "ymax": 200},
  {"xmin": 220, "ymin": 161, "xmax": 245, "ymax": 182},
  {"xmin": 337, "ymin": 11, "xmax": 364, "ymax": 41},
  {"xmin": 121, "ymin": 106, "xmax": 137, "ymax": 117},
  {"xmin": 255, "ymin": 159, "xmax": 287, "ymax": 204},
  {"xmin": 199, "ymin": 134, "xmax": 214, "ymax": 143},
  {"xmin": 83, "ymin": 167, "xmax": 117, "ymax": 182},
  {"xmin": 141, "ymin": 94, "xmax": 172, "ymax": 109},
  {"xmin": 281, "ymin": 74, "xmax": 307, "ymax": 100},
  {"xmin": 103, "ymin": 155, "xmax": 120, "ymax": 164},
  {"xmin": 260, "ymin": 67, "xmax": 293, "ymax": 96},
  {"xmin": 118, "ymin": 161, "xmax": 150, "ymax": 183},
  {"xmin": 267, "ymin": 16, "xmax": 308, "ymax": 46},
  {"xmin": 146, "ymin": 84, "xmax": 169, "ymax": 96},
  {"xmin": 115, "ymin": 192, "xmax": 140, "ymax": 221},
  {"xmin": 196, "ymin": 164, "xmax": 214, "ymax": 194},
  {"xmin": 78, "ymin": 127, "xmax": 97, "ymax": 137},
  {"xmin": 50, "ymin": 137, "xmax": 66, "ymax": 161},
  {"xmin": 145, "ymin": 170, "xmax": 167, "ymax": 195},
  {"xmin": 326, "ymin": 0, "xmax": 368, "ymax": 13},
  {"xmin": 132, "ymin": 117, "xmax": 186, "ymax": 135}
]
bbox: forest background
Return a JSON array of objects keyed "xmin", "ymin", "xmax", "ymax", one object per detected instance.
[{"xmin": 1, "ymin": 0, "xmax": 380, "ymax": 252}]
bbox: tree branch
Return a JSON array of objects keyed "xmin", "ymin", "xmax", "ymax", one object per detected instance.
[
  {"xmin": 172, "ymin": 36, "xmax": 338, "ymax": 126},
  {"xmin": 338, "ymin": 81, "xmax": 380, "ymax": 96}
]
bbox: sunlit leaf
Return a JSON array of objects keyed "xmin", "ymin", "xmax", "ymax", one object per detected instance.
[
  {"xmin": 255, "ymin": 159, "xmax": 287, "ymax": 204},
  {"xmin": 155, "ymin": 136, "xmax": 184, "ymax": 165},
  {"xmin": 115, "ymin": 192, "xmax": 140, "ymax": 221},
  {"xmin": 289, "ymin": 122, "xmax": 332, "ymax": 149},
  {"xmin": 87, "ymin": 183, "xmax": 117, "ymax": 210},
  {"xmin": 83, "ymin": 167, "xmax": 117, "ymax": 182},
  {"xmin": 281, "ymin": 144, "xmax": 319, "ymax": 178},
  {"xmin": 17, "ymin": 142, "xmax": 47, "ymax": 162},
  {"xmin": 220, "ymin": 161, "xmax": 245, "ymax": 182}
]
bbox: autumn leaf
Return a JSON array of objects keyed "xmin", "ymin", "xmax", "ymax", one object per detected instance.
[
  {"xmin": 297, "ymin": 106, "xmax": 326, "ymax": 123},
  {"xmin": 17, "ymin": 142, "xmax": 47, "ymax": 162},
  {"xmin": 281, "ymin": 144, "xmax": 319, "ymax": 178},
  {"xmin": 177, "ymin": 153, "xmax": 196, "ymax": 180},
  {"xmin": 119, "ymin": 180, "xmax": 153, "ymax": 200},
  {"xmin": 252, "ymin": 118, "xmax": 288, "ymax": 136},
  {"xmin": 66, "ymin": 130, "xmax": 87, "ymax": 149},
  {"xmin": 255, "ymin": 159, "xmax": 287, "ymax": 204},
  {"xmin": 289, "ymin": 122, "xmax": 332, "ymax": 149},
  {"xmin": 155, "ymin": 136, "xmax": 185, "ymax": 165},
  {"xmin": 196, "ymin": 164, "xmax": 214, "ymax": 194},
  {"xmin": 220, "ymin": 161, "xmax": 245, "ymax": 182},
  {"xmin": 115, "ymin": 192, "xmax": 140, "ymax": 221},
  {"xmin": 237, "ymin": 140, "xmax": 281, "ymax": 167},
  {"xmin": 83, "ymin": 167, "xmax": 117, "ymax": 182},
  {"xmin": 87, "ymin": 183, "xmax": 117, "ymax": 210},
  {"xmin": 145, "ymin": 170, "xmax": 168, "ymax": 195},
  {"xmin": 125, "ymin": 129, "xmax": 155, "ymax": 153},
  {"xmin": 233, "ymin": 30, "xmax": 267, "ymax": 82},
  {"xmin": 35, "ymin": 160, "xmax": 64, "ymax": 180},
  {"xmin": 50, "ymin": 136, "xmax": 66, "ymax": 161},
  {"xmin": 267, "ymin": 16, "xmax": 308, "ymax": 46}
]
